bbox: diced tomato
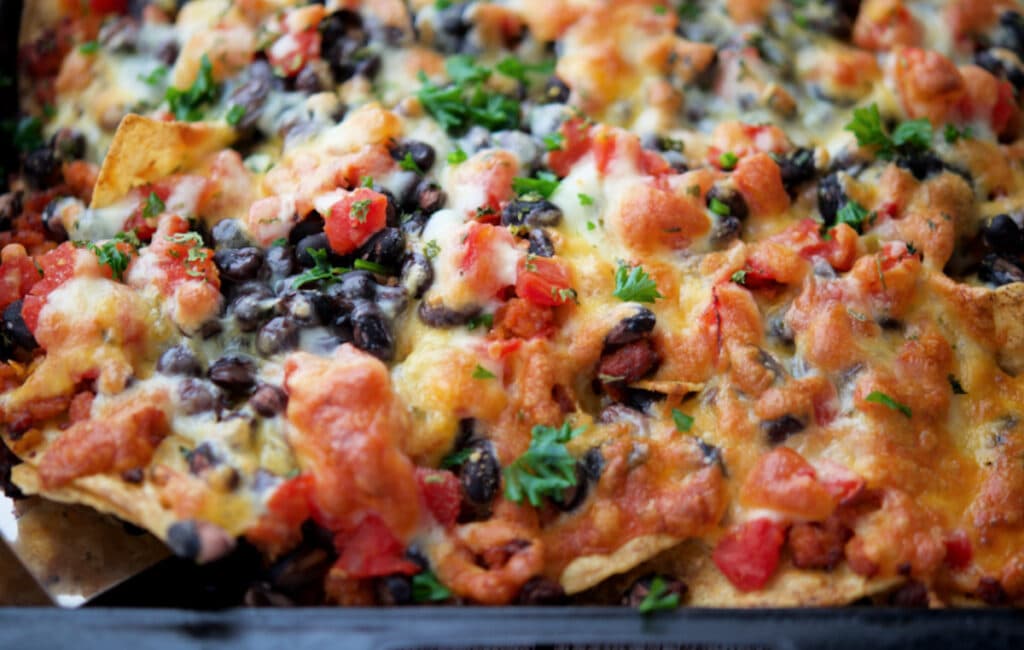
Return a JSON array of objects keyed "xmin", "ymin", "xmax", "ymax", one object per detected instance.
[
  {"xmin": 89, "ymin": 0, "xmax": 128, "ymax": 14},
  {"xmin": 735, "ymin": 263, "xmax": 779, "ymax": 290},
  {"xmin": 991, "ymin": 80, "xmax": 1017, "ymax": 136},
  {"xmin": 124, "ymin": 183, "xmax": 173, "ymax": 242},
  {"xmin": 740, "ymin": 447, "xmax": 836, "ymax": 521},
  {"xmin": 266, "ymin": 474, "xmax": 315, "ymax": 531},
  {"xmin": 324, "ymin": 188, "xmax": 388, "ymax": 255},
  {"xmin": 713, "ymin": 518, "xmax": 787, "ymax": 591},
  {"xmin": 267, "ymin": 30, "xmax": 321, "ymax": 78},
  {"xmin": 21, "ymin": 242, "xmax": 78, "ymax": 333},
  {"xmin": 547, "ymin": 118, "xmax": 592, "ymax": 177},
  {"xmin": 639, "ymin": 149, "xmax": 673, "ymax": 177},
  {"xmin": 515, "ymin": 256, "xmax": 573, "ymax": 307},
  {"xmin": 814, "ymin": 460, "xmax": 865, "ymax": 504},
  {"xmin": 458, "ymin": 222, "xmax": 518, "ymax": 298},
  {"xmin": 944, "ymin": 530, "xmax": 973, "ymax": 570},
  {"xmin": 149, "ymin": 216, "xmax": 220, "ymax": 289},
  {"xmin": 416, "ymin": 468, "xmax": 461, "ymax": 528},
  {"xmin": 0, "ymin": 255, "xmax": 42, "ymax": 311},
  {"xmin": 334, "ymin": 514, "xmax": 420, "ymax": 579}
]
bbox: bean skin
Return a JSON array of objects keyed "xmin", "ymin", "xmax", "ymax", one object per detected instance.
[
  {"xmin": 256, "ymin": 317, "xmax": 300, "ymax": 356},
  {"xmin": 2, "ymin": 301, "xmax": 37, "ymax": 351},
  {"xmin": 208, "ymin": 355, "xmax": 258, "ymax": 394},
  {"xmin": 459, "ymin": 441, "xmax": 500, "ymax": 505},
  {"xmin": 214, "ymin": 247, "xmax": 266, "ymax": 283},
  {"xmin": 249, "ymin": 384, "xmax": 288, "ymax": 417},
  {"xmin": 178, "ymin": 379, "xmax": 224, "ymax": 415},
  {"xmin": 351, "ymin": 301, "xmax": 394, "ymax": 361},
  {"xmin": 157, "ymin": 345, "xmax": 202, "ymax": 376},
  {"xmin": 605, "ymin": 308, "xmax": 656, "ymax": 346}
]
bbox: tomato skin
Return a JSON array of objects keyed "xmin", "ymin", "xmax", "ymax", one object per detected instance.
[
  {"xmin": 89, "ymin": 0, "xmax": 128, "ymax": 14},
  {"xmin": 334, "ymin": 514, "xmax": 421, "ymax": 578},
  {"xmin": 416, "ymin": 468, "xmax": 461, "ymax": 528},
  {"xmin": 22, "ymin": 242, "xmax": 78, "ymax": 333},
  {"xmin": 324, "ymin": 188, "xmax": 388, "ymax": 255},
  {"xmin": 515, "ymin": 257, "xmax": 572, "ymax": 307},
  {"xmin": 0, "ymin": 256, "xmax": 42, "ymax": 311},
  {"xmin": 267, "ymin": 30, "xmax": 321, "ymax": 78},
  {"xmin": 458, "ymin": 222, "xmax": 518, "ymax": 298},
  {"xmin": 740, "ymin": 447, "xmax": 836, "ymax": 521},
  {"xmin": 713, "ymin": 518, "xmax": 787, "ymax": 591},
  {"xmin": 547, "ymin": 118, "xmax": 592, "ymax": 177},
  {"xmin": 944, "ymin": 531, "xmax": 973, "ymax": 570}
]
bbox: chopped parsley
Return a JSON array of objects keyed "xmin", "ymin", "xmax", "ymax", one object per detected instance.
[
  {"xmin": 472, "ymin": 364, "xmax": 496, "ymax": 380},
  {"xmin": 13, "ymin": 116, "xmax": 44, "ymax": 153},
  {"xmin": 864, "ymin": 390, "xmax": 912, "ymax": 418},
  {"xmin": 399, "ymin": 152, "xmax": 424, "ymax": 173},
  {"xmin": 948, "ymin": 374, "xmax": 967, "ymax": 395},
  {"xmin": 78, "ymin": 41, "xmax": 100, "ymax": 55},
  {"xmin": 447, "ymin": 147, "xmax": 468, "ymax": 164},
  {"xmin": 512, "ymin": 171, "xmax": 560, "ymax": 198},
  {"xmin": 87, "ymin": 241, "xmax": 132, "ymax": 281},
  {"xmin": 578, "ymin": 193, "xmax": 594, "ymax": 206},
  {"xmin": 350, "ymin": 199, "xmax": 372, "ymax": 223},
  {"xmin": 614, "ymin": 262, "xmax": 663, "ymax": 303},
  {"xmin": 637, "ymin": 577, "xmax": 681, "ymax": 614},
  {"xmin": 292, "ymin": 248, "xmax": 350, "ymax": 289},
  {"xmin": 730, "ymin": 269, "xmax": 748, "ymax": 285},
  {"xmin": 142, "ymin": 192, "xmax": 165, "ymax": 220},
  {"xmin": 165, "ymin": 54, "xmax": 218, "ymax": 122},
  {"xmin": 440, "ymin": 447, "xmax": 473, "ymax": 469},
  {"xmin": 836, "ymin": 199, "xmax": 872, "ymax": 233},
  {"xmin": 417, "ymin": 58, "xmax": 520, "ymax": 134},
  {"xmin": 466, "ymin": 312, "xmax": 494, "ymax": 331},
  {"xmin": 495, "ymin": 56, "xmax": 555, "ymax": 83},
  {"xmin": 709, "ymin": 197, "xmax": 731, "ymax": 216},
  {"xmin": 354, "ymin": 258, "xmax": 392, "ymax": 274},
  {"xmin": 672, "ymin": 409, "xmax": 694, "ymax": 432},
  {"xmin": 225, "ymin": 104, "xmax": 246, "ymax": 126},
  {"xmin": 411, "ymin": 570, "xmax": 451, "ymax": 603},
  {"xmin": 844, "ymin": 103, "xmax": 933, "ymax": 159},
  {"xmin": 504, "ymin": 421, "xmax": 585, "ymax": 507},
  {"xmin": 542, "ymin": 132, "xmax": 565, "ymax": 151}
]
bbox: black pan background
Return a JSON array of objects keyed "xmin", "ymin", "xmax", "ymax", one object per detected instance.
[{"xmin": 2, "ymin": 2, "xmax": 1024, "ymax": 648}]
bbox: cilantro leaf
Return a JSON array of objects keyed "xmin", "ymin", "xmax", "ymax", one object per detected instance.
[
  {"xmin": 399, "ymin": 151, "xmax": 423, "ymax": 174},
  {"xmin": 891, "ymin": 119, "xmax": 933, "ymax": 150},
  {"xmin": 672, "ymin": 409, "xmax": 693, "ymax": 432},
  {"xmin": 440, "ymin": 447, "xmax": 473, "ymax": 469},
  {"xmin": 472, "ymin": 364, "xmax": 496, "ymax": 379},
  {"xmin": 836, "ymin": 199, "xmax": 872, "ymax": 233},
  {"xmin": 354, "ymin": 258, "xmax": 392, "ymax": 274},
  {"xmin": 709, "ymin": 197, "xmax": 731, "ymax": 216},
  {"xmin": 78, "ymin": 41, "xmax": 100, "ymax": 55},
  {"xmin": 512, "ymin": 171, "xmax": 560, "ymax": 198},
  {"xmin": 87, "ymin": 241, "xmax": 132, "ymax": 281},
  {"xmin": 845, "ymin": 103, "xmax": 890, "ymax": 151},
  {"xmin": 614, "ymin": 262, "xmax": 663, "ymax": 303},
  {"xmin": 864, "ymin": 390, "xmax": 912, "ymax": 418},
  {"xmin": 845, "ymin": 103, "xmax": 933, "ymax": 159},
  {"xmin": 142, "ymin": 192, "xmax": 165, "ymax": 220},
  {"xmin": 495, "ymin": 56, "xmax": 555, "ymax": 83},
  {"xmin": 166, "ymin": 54, "xmax": 218, "ymax": 122},
  {"xmin": 637, "ymin": 577, "xmax": 681, "ymax": 614},
  {"xmin": 446, "ymin": 55, "xmax": 491, "ymax": 85},
  {"xmin": 578, "ymin": 193, "xmax": 594, "ymax": 206},
  {"xmin": 350, "ymin": 199, "xmax": 372, "ymax": 223},
  {"xmin": 719, "ymin": 151, "xmax": 738, "ymax": 170},
  {"xmin": 13, "ymin": 117, "xmax": 44, "ymax": 153},
  {"xmin": 417, "ymin": 63, "xmax": 520, "ymax": 134},
  {"xmin": 504, "ymin": 421, "xmax": 585, "ymax": 507},
  {"xmin": 225, "ymin": 104, "xmax": 246, "ymax": 126},
  {"xmin": 730, "ymin": 269, "xmax": 747, "ymax": 285},
  {"xmin": 466, "ymin": 312, "xmax": 493, "ymax": 331},
  {"xmin": 542, "ymin": 132, "xmax": 565, "ymax": 151},
  {"xmin": 448, "ymin": 147, "xmax": 468, "ymax": 164},
  {"xmin": 292, "ymin": 248, "xmax": 351, "ymax": 288},
  {"xmin": 411, "ymin": 570, "xmax": 451, "ymax": 602},
  {"xmin": 944, "ymin": 123, "xmax": 972, "ymax": 144}
]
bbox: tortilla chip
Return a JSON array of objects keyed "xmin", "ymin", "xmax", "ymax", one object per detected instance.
[
  {"xmin": 90, "ymin": 115, "xmax": 235, "ymax": 209},
  {"xmin": 560, "ymin": 534, "xmax": 680, "ymax": 595},
  {"xmin": 993, "ymin": 283, "xmax": 1024, "ymax": 375}
]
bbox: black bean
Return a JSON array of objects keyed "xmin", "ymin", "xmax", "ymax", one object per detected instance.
[
  {"xmin": 334, "ymin": 270, "xmax": 377, "ymax": 300},
  {"xmin": 214, "ymin": 247, "xmax": 265, "ymax": 283},
  {"xmin": 295, "ymin": 233, "xmax": 331, "ymax": 267},
  {"xmin": 695, "ymin": 437, "xmax": 726, "ymax": 475},
  {"xmin": 401, "ymin": 210, "xmax": 430, "ymax": 237},
  {"xmin": 0, "ymin": 192, "xmax": 22, "ymax": 232},
  {"xmin": 266, "ymin": 245, "xmax": 295, "ymax": 277},
  {"xmin": 438, "ymin": 1, "xmax": 470, "ymax": 37},
  {"xmin": 517, "ymin": 577, "xmax": 566, "ymax": 605},
  {"xmin": 293, "ymin": 62, "xmax": 326, "ymax": 94},
  {"xmin": 185, "ymin": 443, "xmax": 218, "ymax": 475},
  {"xmin": 210, "ymin": 219, "xmax": 250, "ymax": 249},
  {"xmin": 527, "ymin": 229, "xmax": 555, "ymax": 257},
  {"xmin": 817, "ymin": 172, "xmax": 847, "ymax": 226},
  {"xmin": 289, "ymin": 214, "xmax": 325, "ymax": 243},
  {"xmin": 605, "ymin": 307, "xmax": 656, "ymax": 346},
  {"xmin": 414, "ymin": 180, "xmax": 447, "ymax": 214},
  {"xmin": 276, "ymin": 290, "xmax": 322, "ymax": 325},
  {"xmin": 389, "ymin": 140, "xmax": 436, "ymax": 173},
  {"xmin": 776, "ymin": 148, "xmax": 817, "ymax": 195},
  {"xmin": 351, "ymin": 301, "xmax": 394, "ymax": 361},
  {"xmin": 542, "ymin": 76, "xmax": 570, "ymax": 103},
  {"xmin": 550, "ymin": 462, "xmax": 589, "ymax": 511},
  {"xmin": 894, "ymin": 151, "xmax": 946, "ymax": 181},
  {"xmin": 374, "ymin": 285, "xmax": 408, "ymax": 318},
  {"xmin": 249, "ymin": 384, "xmax": 288, "ymax": 417},
  {"xmin": 979, "ymin": 253, "xmax": 1024, "ymax": 286},
  {"xmin": 257, "ymin": 317, "xmax": 300, "ymax": 356},
  {"xmin": 460, "ymin": 441, "xmax": 500, "ymax": 504},
  {"xmin": 710, "ymin": 215, "xmax": 742, "ymax": 249},
  {"xmin": 177, "ymin": 379, "xmax": 223, "ymax": 415},
  {"xmin": 982, "ymin": 214, "xmax": 1024, "ymax": 256},
  {"xmin": 401, "ymin": 252, "xmax": 434, "ymax": 299},
  {"xmin": 418, "ymin": 300, "xmax": 480, "ymax": 328},
  {"xmin": 232, "ymin": 288, "xmax": 274, "ymax": 332},
  {"xmin": 706, "ymin": 185, "xmax": 748, "ymax": 220},
  {"xmin": 39, "ymin": 198, "xmax": 67, "ymax": 241},
  {"xmin": 226, "ymin": 61, "xmax": 279, "ymax": 132},
  {"xmin": 23, "ymin": 147, "xmax": 59, "ymax": 190},
  {"xmin": 157, "ymin": 345, "xmax": 202, "ymax": 376},
  {"xmin": 208, "ymin": 355, "xmax": 258, "ymax": 394},
  {"xmin": 319, "ymin": 9, "xmax": 369, "ymax": 82},
  {"xmin": 501, "ymin": 199, "xmax": 563, "ymax": 227},
  {"xmin": 2, "ymin": 301, "xmax": 36, "ymax": 351},
  {"xmin": 887, "ymin": 580, "xmax": 929, "ymax": 607},
  {"xmin": 166, "ymin": 519, "xmax": 236, "ymax": 564},
  {"xmin": 762, "ymin": 414, "xmax": 806, "ymax": 445},
  {"xmin": 581, "ymin": 447, "xmax": 604, "ymax": 481},
  {"xmin": 155, "ymin": 40, "xmax": 179, "ymax": 66},
  {"xmin": 166, "ymin": 520, "xmax": 202, "ymax": 560},
  {"xmin": 359, "ymin": 227, "xmax": 405, "ymax": 269},
  {"xmin": 622, "ymin": 574, "xmax": 687, "ymax": 608},
  {"xmin": 51, "ymin": 128, "xmax": 86, "ymax": 161},
  {"xmin": 0, "ymin": 438, "xmax": 23, "ymax": 500},
  {"xmin": 352, "ymin": 53, "xmax": 381, "ymax": 80},
  {"xmin": 621, "ymin": 387, "xmax": 665, "ymax": 413},
  {"xmin": 376, "ymin": 575, "xmax": 414, "ymax": 606},
  {"xmin": 996, "ymin": 11, "xmax": 1024, "ymax": 59}
]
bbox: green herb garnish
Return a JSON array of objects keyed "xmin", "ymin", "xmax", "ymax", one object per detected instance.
[
  {"xmin": 78, "ymin": 41, "xmax": 100, "ymax": 55},
  {"xmin": 864, "ymin": 390, "xmax": 912, "ymax": 418},
  {"xmin": 578, "ymin": 193, "xmax": 594, "ymax": 206},
  {"xmin": 447, "ymin": 147, "xmax": 468, "ymax": 164},
  {"xmin": 292, "ymin": 248, "xmax": 350, "ymax": 289},
  {"xmin": 637, "ymin": 577, "xmax": 680, "ymax": 614},
  {"xmin": 472, "ymin": 364, "xmax": 496, "ymax": 380},
  {"xmin": 225, "ymin": 104, "xmax": 246, "ymax": 126},
  {"xmin": 165, "ymin": 54, "xmax": 218, "ymax": 122},
  {"xmin": 466, "ymin": 313, "xmax": 494, "ymax": 331},
  {"xmin": 672, "ymin": 409, "xmax": 693, "ymax": 432},
  {"xmin": 719, "ymin": 151, "xmax": 739, "ymax": 170},
  {"xmin": 412, "ymin": 570, "xmax": 451, "ymax": 603},
  {"xmin": 836, "ymin": 199, "xmax": 872, "ymax": 234},
  {"xmin": 142, "ymin": 192, "xmax": 165, "ymax": 220},
  {"xmin": 844, "ymin": 103, "xmax": 933, "ymax": 159},
  {"xmin": 512, "ymin": 171, "xmax": 559, "ymax": 198},
  {"xmin": 614, "ymin": 262, "xmax": 663, "ymax": 303},
  {"xmin": 504, "ymin": 421, "xmax": 585, "ymax": 507}
]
